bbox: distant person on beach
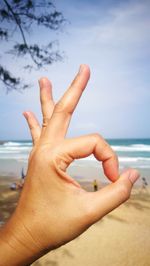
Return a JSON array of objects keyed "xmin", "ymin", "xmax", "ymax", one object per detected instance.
[
  {"xmin": 10, "ymin": 182, "xmax": 18, "ymax": 191},
  {"xmin": 93, "ymin": 179, "xmax": 98, "ymax": 191},
  {"xmin": 141, "ymin": 177, "xmax": 148, "ymax": 192},
  {"xmin": 10, "ymin": 181, "xmax": 22, "ymax": 191},
  {"xmin": 21, "ymin": 167, "xmax": 26, "ymax": 181},
  {"xmin": 10, "ymin": 168, "xmax": 26, "ymax": 191},
  {"xmin": 0, "ymin": 65, "xmax": 139, "ymax": 266},
  {"xmin": 20, "ymin": 167, "xmax": 26, "ymax": 187}
]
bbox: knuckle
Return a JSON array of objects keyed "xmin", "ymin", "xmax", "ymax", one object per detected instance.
[
  {"xmin": 55, "ymin": 101, "xmax": 65, "ymax": 113},
  {"xmin": 111, "ymin": 152, "xmax": 118, "ymax": 161},
  {"xmin": 93, "ymin": 133, "xmax": 117, "ymax": 156},
  {"xmin": 28, "ymin": 121, "xmax": 39, "ymax": 131},
  {"xmin": 29, "ymin": 148, "xmax": 42, "ymax": 162},
  {"xmin": 92, "ymin": 133, "xmax": 109, "ymax": 149},
  {"xmin": 118, "ymin": 181, "xmax": 131, "ymax": 202},
  {"xmin": 29, "ymin": 124, "xmax": 35, "ymax": 131},
  {"xmin": 29, "ymin": 147, "xmax": 48, "ymax": 165},
  {"xmin": 92, "ymin": 133, "xmax": 102, "ymax": 142},
  {"xmin": 55, "ymin": 101, "xmax": 72, "ymax": 115},
  {"xmin": 49, "ymin": 151, "xmax": 58, "ymax": 165},
  {"xmin": 42, "ymin": 117, "xmax": 49, "ymax": 127}
]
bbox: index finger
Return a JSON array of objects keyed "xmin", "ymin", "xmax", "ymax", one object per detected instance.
[
  {"xmin": 44, "ymin": 65, "xmax": 90, "ymax": 140},
  {"xmin": 59, "ymin": 134, "xmax": 119, "ymax": 182}
]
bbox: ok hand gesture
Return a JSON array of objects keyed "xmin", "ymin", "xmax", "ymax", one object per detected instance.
[{"xmin": 0, "ymin": 65, "xmax": 139, "ymax": 266}]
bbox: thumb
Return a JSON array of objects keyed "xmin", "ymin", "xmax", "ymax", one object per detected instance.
[{"xmin": 85, "ymin": 169, "xmax": 139, "ymax": 224}]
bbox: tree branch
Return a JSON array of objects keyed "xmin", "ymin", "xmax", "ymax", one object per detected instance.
[
  {"xmin": 0, "ymin": 27, "xmax": 8, "ymax": 40},
  {"xmin": 0, "ymin": 0, "xmax": 66, "ymax": 91},
  {"xmin": 3, "ymin": 0, "xmax": 41, "ymax": 66},
  {"xmin": 0, "ymin": 65, "xmax": 28, "ymax": 92}
]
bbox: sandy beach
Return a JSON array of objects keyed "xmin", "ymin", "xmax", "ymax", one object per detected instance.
[
  {"xmin": 0, "ymin": 176, "xmax": 150, "ymax": 266},
  {"xmin": 33, "ymin": 186, "xmax": 150, "ymax": 266},
  {"xmin": 0, "ymin": 176, "xmax": 20, "ymax": 225}
]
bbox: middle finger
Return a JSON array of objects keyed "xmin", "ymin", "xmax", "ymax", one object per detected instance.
[{"xmin": 44, "ymin": 65, "xmax": 90, "ymax": 140}]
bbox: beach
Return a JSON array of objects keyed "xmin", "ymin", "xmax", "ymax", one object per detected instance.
[
  {"xmin": 0, "ymin": 175, "xmax": 150, "ymax": 266},
  {"xmin": 0, "ymin": 139, "xmax": 150, "ymax": 265},
  {"xmin": 0, "ymin": 176, "xmax": 20, "ymax": 225},
  {"xmin": 33, "ymin": 188, "xmax": 150, "ymax": 266}
]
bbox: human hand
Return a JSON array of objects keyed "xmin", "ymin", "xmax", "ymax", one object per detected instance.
[{"xmin": 0, "ymin": 65, "xmax": 139, "ymax": 266}]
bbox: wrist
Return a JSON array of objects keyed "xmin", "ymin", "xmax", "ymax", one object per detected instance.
[{"xmin": 0, "ymin": 211, "xmax": 44, "ymax": 266}]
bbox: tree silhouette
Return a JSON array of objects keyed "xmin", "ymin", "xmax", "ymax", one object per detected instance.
[{"xmin": 0, "ymin": 0, "xmax": 66, "ymax": 92}]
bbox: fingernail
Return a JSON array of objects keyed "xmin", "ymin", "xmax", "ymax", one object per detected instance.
[
  {"xmin": 128, "ymin": 169, "xmax": 140, "ymax": 184},
  {"xmin": 23, "ymin": 112, "xmax": 29, "ymax": 119},
  {"xmin": 120, "ymin": 169, "xmax": 140, "ymax": 184},
  {"xmin": 39, "ymin": 77, "xmax": 46, "ymax": 86},
  {"xmin": 39, "ymin": 78, "xmax": 44, "ymax": 86},
  {"xmin": 79, "ymin": 64, "xmax": 84, "ymax": 74}
]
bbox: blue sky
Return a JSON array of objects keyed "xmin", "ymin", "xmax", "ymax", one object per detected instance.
[{"xmin": 0, "ymin": 0, "xmax": 150, "ymax": 140}]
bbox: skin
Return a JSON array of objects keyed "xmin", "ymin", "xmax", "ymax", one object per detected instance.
[{"xmin": 0, "ymin": 65, "xmax": 139, "ymax": 266}]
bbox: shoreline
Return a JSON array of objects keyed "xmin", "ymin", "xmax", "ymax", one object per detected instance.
[{"xmin": 0, "ymin": 153, "xmax": 150, "ymax": 186}]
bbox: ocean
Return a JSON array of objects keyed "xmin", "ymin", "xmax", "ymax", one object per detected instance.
[{"xmin": 0, "ymin": 139, "xmax": 150, "ymax": 183}]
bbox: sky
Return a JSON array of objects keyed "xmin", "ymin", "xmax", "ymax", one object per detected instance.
[{"xmin": 0, "ymin": 0, "xmax": 150, "ymax": 140}]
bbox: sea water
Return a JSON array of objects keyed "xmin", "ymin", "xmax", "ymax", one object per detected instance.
[{"xmin": 0, "ymin": 139, "xmax": 150, "ymax": 183}]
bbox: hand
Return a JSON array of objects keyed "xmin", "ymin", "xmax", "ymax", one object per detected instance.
[{"xmin": 0, "ymin": 65, "xmax": 139, "ymax": 266}]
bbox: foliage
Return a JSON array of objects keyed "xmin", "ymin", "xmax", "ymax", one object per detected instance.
[{"xmin": 0, "ymin": 0, "xmax": 66, "ymax": 91}]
